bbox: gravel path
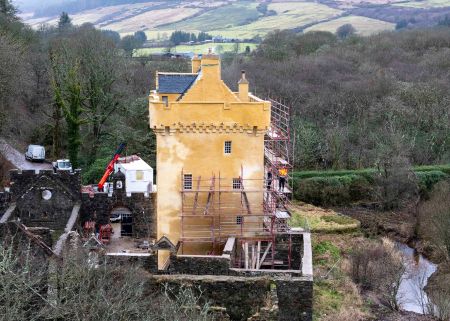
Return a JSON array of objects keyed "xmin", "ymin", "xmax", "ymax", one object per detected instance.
[{"xmin": 0, "ymin": 139, "xmax": 51, "ymax": 171}]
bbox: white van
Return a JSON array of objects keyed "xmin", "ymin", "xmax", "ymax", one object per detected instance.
[
  {"xmin": 25, "ymin": 145, "xmax": 45, "ymax": 162},
  {"xmin": 52, "ymin": 159, "xmax": 72, "ymax": 172}
]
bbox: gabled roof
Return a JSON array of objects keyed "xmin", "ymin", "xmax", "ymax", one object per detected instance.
[
  {"xmin": 158, "ymin": 73, "xmax": 198, "ymax": 94},
  {"xmin": 153, "ymin": 235, "xmax": 176, "ymax": 252}
]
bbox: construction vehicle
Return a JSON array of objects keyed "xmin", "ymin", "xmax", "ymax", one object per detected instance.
[
  {"xmin": 98, "ymin": 143, "xmax": 126, "ymax": 191},
  {"xmin": 99, "ymin": 224, "xmax": 113, "ymax": 244}
]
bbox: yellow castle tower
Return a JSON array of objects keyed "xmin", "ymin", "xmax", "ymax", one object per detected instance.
[{"xmin": 149, "ymin": 52, "xmax": 271, "ymax": 258}]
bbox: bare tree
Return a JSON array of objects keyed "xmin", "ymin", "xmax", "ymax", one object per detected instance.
[
  {"xmin": 419, "ymin": 181, "xmax": 450, "ymax": 261},
  {"xmin": 349, "ymin": 238, "xmax": 406, "ymax": 311}
]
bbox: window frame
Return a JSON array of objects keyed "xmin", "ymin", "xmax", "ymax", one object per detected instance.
[
  {"xmin": 224, "ymin": 141, "xmax": 232, "ymax": 154},
  {"xmin": 232, "ymin": 178, "xmax": 241, "ymax": 190},
  {"xmin": 183, "ymin": 174, "xmax": 193, "ymax": 190},
  {"xmin": 236, "ymin": 216, "xmax": 243, "ymax": 225},
  {"xmin": 162, "ymin": 96, "xmax": 169, "ymax": 107}
]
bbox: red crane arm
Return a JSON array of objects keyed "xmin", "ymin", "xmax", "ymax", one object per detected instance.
[{"xmin": 98, "ymin": 143, "xmax": 126, "ymax": 190}]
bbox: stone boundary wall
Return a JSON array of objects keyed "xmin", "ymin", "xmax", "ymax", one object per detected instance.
[
  {"xmin": 145, "ymin": 274, "xmax": 313, "ymax": 321},
  {"xmin": 168, "ymin": 235, "xmax": 308, "ymax": 277},
  {"xmin": 0, "ymin": 191, "xmax": 10, "ymax": 216},
  {"xmin": 9, "ymin": 170, "xmax": 81, "ymax": 230},
  {"xmin": 106, "ymin": 253, "xmax": 158, "ymax": 273},
  {"xmin": 169, "ymin": 253, "xmax": 232, "ymax": 275}
]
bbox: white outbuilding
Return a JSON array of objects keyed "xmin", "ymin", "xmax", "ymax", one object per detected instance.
[{"xmin": 113, "ymin": 155, "xmax": 154, "ymax": 196}]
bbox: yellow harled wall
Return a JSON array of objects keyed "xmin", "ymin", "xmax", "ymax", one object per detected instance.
[{"xmin": 149, "ymin": 53, "xmax": 271, "ymax": 259}]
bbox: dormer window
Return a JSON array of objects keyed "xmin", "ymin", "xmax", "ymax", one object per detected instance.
[{"xmin": 162, "ymin": 96, "xmax": 168, "ymax": 107}]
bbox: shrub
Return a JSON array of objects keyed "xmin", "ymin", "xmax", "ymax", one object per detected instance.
[
  {"xmin": 416, "ymin": 170, "xmax": 448, "ymax": 197},
  {"xmin": 292, "ymin": 166, "xmax": 448, "ymax": 206},
  {"xmin": 349, "ymin": 239, "xmax": 405, "ymax": 310},
  {"xmin": 294, "ymin": 175, "xmax": 371, "ymax": 206},
  {"xmin": 322, "ymin": 215, "xmax": 357, "ymax": 225}
]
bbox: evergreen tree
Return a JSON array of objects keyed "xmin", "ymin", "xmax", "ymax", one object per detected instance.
[
  {"xmin": 51, "ymin": 59, "xmax": 83, "ymax": 169},
  {"xmin": 336, "ymin": 24, "xmax": 356, "ymax": 39},
  {"xmin": 0, "ymin": 0, "xmax": 17, "ymax": 20},
  {"xmin": 134, "ymin": 31, "xmax": 147, "ymax": 44},
  {"xmin": 58, "ymin": 12, "xmax": 72, "ymax": 30}
]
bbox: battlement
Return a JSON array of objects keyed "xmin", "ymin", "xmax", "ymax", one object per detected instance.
[
  {"xmin": 81, "ymin": 191, "xmax": 153, "ymax": 200},
  {"xmin": 149, "ymin": 100, "xmax": 270, "ymax": 134}
]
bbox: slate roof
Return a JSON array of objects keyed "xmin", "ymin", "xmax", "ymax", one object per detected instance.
[{"xmin": 158, "ymin": 73, "xmax": 198, "ymax": 94}]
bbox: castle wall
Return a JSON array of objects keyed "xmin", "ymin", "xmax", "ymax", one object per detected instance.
[
  {"xmin": 80, "ymin": 192, "xmax": 156, "ymax": 239},
  {"xmin": 145, "ymin": 274, "xmax": 313, "ymax": 321},
  {"xmin": 0, "ymin": 191, "xmax": 10, "ymax": 216},
  {"xmin": 9, "ymin": 170, "xmax": 81, "ymax": 230}
]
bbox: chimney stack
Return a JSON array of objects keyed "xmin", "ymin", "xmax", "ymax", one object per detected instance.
[
  {"xmin": 191, "ymin": 54, "xmax": 201, "ymax": 73},
  {"xmin": 238, "ymin": 70, "xmax": 249, "ymax": 102}
]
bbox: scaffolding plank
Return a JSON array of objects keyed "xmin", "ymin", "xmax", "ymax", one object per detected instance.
[{"xmin": 192, "ymin": 176, "xmax": 201, "ymax": 215}]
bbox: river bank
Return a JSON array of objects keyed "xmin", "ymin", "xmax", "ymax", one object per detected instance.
[
  {"xmin": 336, "ymin": 204, "xmax": 444, "ymax": 264},
  {"xmin": 286, "ymin": 199, "xmax": 450, "ymax": 321},
  {"xmin": 336, "ymin": 203, "xmax": 449, "ymax": 320}
]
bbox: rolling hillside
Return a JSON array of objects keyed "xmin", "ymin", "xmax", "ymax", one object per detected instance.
[{"xmin": 17, "ymin": 0, "xmax": 450, "ymax": 40}]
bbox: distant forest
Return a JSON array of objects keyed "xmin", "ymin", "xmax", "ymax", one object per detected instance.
[{"xmin": 223, "ymin": 29, "xmax": 450, "ymax": 170}]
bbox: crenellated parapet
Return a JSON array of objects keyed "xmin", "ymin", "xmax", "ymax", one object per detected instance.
[{"xmin": 149, "ymin": 101, "xmax": 270, "ymax": 135}]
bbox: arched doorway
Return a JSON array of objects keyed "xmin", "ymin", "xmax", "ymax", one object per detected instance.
[{"xmin": 110, "ymin": 207, "xmax": 132, "ymax": 237}]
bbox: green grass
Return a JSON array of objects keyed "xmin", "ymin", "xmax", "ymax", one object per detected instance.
[
  {"xmin": 209, "ymin": 2, "xmax": 342, "ymax": 39},
  {"xmin": 293, "ymin": 164, "xmax": 450, "ymax": 179},
  {"xmin": 289, "ymin": 203, "xmax": 361, "ymax": 233},
  {"xmin": 292, "ymin": 164, "xmax": 450, "ymax": 206},
  {"xmin": 314, "ymin": 241, "xmax": 340, "ymax": 262},
  {"xmin": 158, "ymin": 1, "xmax": 260, "ymax": 32},
  {"xmin": 305, "ymin": 15, "xmax": 395, "ymax": 36},
  {"xmin": 393, "ymin": 0, "xmax": 450, "ymax": 8},
  {"xmin": 134, "ymin": 42, "xmax": 257, "ymax": 56},
  {"xmin": 314, "ymin": 280, "xmax": 345, "ymax": 317}
]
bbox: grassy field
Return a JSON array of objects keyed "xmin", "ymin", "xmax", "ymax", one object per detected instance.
[
  {"xmin": 103, "ymin": 8, "xmax": 201, "ymax": 33},
  {"xmin": 393, "ymin": 0, "xmax": 450, "ymax": 8},
  {"xmin": 22, "ymin": 0, "xmax": 407, "ymax": 40},
  {"xmin": 289, "ymin": 202, "xmax": 360, "ymax": 233},
  {"xmin": 304, "ymin": 15, "xmax": 395, "ymax": 35},
  {"xmin": 158, "ymin": 1, "xmax": 260, "ymax": 32},
  {"xmin": 134, "ymin": 42, "xmax": 258, "ymax": 56},
  {"xmin": 209, "ymin": 2, "xmax": 342, "ymax": 39}
]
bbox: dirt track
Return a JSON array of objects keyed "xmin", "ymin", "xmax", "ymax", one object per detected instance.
[{"xmin": 0, "ymin": 139, "xmax": 52, "ymax": 171}]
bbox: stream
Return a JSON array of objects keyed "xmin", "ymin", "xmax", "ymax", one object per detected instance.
[{"xmin": 396, "ymin": 242, "xmax": 438, "ymax": 314}]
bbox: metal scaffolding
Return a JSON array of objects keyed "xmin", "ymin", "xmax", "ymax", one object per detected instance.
[{"xmin": 179, "ymin": 98, "xmax": 294, "ymax": 269}]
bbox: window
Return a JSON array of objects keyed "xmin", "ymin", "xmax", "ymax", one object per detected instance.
[
  {"xmin": 232, "ymin": 178, "xmax": 241, "ymax": 190},
  {"xmin": 183, "ymin": 174, "xmax": 193, "ymax": 190},
  {"xmin": 162, "ymin": 96, "xmax": 169, "ymax": 107},
  {"xmin": 224, "ymin": 141, "xmax": 232, "ymax": 154},
  {"xmin": 41, "ymin": 190, "xmax": 52, "ymax": 200},
  {"xmin": 135, "ymin": 170, "xmax": 144, "ymax": 181},
  {"xmin": 236, "ymin": 216, "xmax": 243, "ymax": 225}
]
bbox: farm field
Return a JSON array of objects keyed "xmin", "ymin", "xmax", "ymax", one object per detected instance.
[
  {"xmin": 22, "ymin": 2, "xmax": 162, "ymax": 29},
  {"xmin": 19, "ymin": 0, "xmax": 449, "ymax": 41},
  {"xmin": 134, "ymin": 42, "xmax": 258, "ymax": 56},
  {"xmin": 208, "ymin": 2, "xmax": 342, "ymax": 38},
  {"xmin": 304, "ymin": 15, "xmax": 396, "ymax": 35},
  {"xmin": 158, "ymin": 1, "xmax": 260, "ymax": 32},
  {"xmin": 103, "ymin": 8, "xmax": 201, "ymax": 33},
  {"xmin": 393, "ymin": 0, "xmax": 450, "ymax": 8}
]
